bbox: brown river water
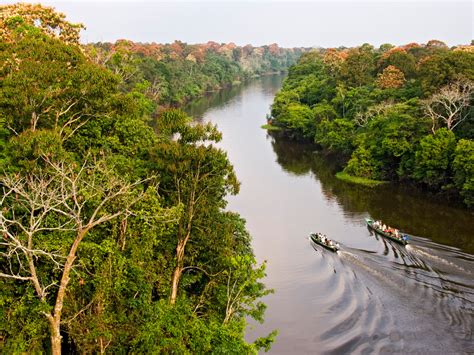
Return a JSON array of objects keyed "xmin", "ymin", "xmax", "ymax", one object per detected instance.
[{"xmin": 186, "ymin": 75, "xmax": 474, "ymax": 354}]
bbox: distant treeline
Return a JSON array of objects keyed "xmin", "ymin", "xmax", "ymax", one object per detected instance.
[
  {"xmin": 270, "ymin": 42, "xmax": 474, "ymax": 206},
  {"xmin": 0, "ymin": 3, "xmax": 277, "ymax": 354},
  {"xmin": 86, "ymin": 40, "xmax": 307, "ymax": 106}
]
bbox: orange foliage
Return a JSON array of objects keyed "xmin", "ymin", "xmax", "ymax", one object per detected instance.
[
  {"xmin": 376, "ymin": 65, "xmax": 406, "ymax": 89},
  {"xmin": 323, "ymin": 48, "xmax": 347, "ymax": 75},
  {"xmin": 380, "ymin": 47, "xmax": 407, "ymax": 60},
  {"xmin": 268, "ymin": 43, "xmax": 281, "ymax": 55},
  {"xmin": 453, "ymin": 45, "xmax": 474, "ymax": 53},
  {"xmin": 400, "ymin": 42, "xmax": 421, "ymax": 51}
]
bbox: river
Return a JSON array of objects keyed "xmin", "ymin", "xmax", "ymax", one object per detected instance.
[{"xmin": 185, "ymin": 75, "xmax": 474, "ymax": 354}]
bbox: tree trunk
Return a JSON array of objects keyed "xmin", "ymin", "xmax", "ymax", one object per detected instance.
[
  {"xmin": 31, "ymin": 111, "xmax": 38, "ymax": 131},
  {"xmin": 170, "ymin": 237, "xmax": 188, "ymax": 305},
  {"xmin": 50, "ymin": 318, "xmax": 62, "ymax": 355},
  {"xmin": 49, "ymin": 228, "xmax": 88, "ymax": 353},
  {"xmin": 170, "ymin": 265, "xmax": 182, "ymax": 305},
  {"xmin": 170, "ymin": 169, "xmax": 197, "ymax": 305}
]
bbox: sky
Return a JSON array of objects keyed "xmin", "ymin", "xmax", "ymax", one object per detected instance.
[{"xmin": 3, "ymin": 1, "xmax": 473, "ymax": 47}]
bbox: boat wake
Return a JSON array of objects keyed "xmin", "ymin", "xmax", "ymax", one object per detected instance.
[
  {"xmin": 406, "ymin": 244, "xmax": 472, "ymax": 275},
  {"xmin": 332, "ymin": 239, "xmax": 474, "ymax": 353},
  {"xmin": 309, "ymin": 250, "xmax": 400, "ymax": 354}
]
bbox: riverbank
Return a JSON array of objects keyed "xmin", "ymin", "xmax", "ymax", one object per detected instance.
[
  {"xmin": 335, "ymin": 171, "xmax": 386, "ymax": 187},
  {"xmin": 269, "ymin": 44, "xmax": 474, "ymax": 208},
  {"xmin": 87, "ymin": 40, "xmax": 304, "ymax": 109}
]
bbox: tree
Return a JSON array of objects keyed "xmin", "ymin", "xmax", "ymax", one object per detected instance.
[
  {"xmin": 222, "ymin": 256, "xmax": 269, "ymax": 324},
  {"xmin": 344, "ymin": 144, "xmax": 379, "ymax": 179},
  {"xmin": 341, "ymin": 45, "xmax": 376, "ymax": 87},
  {"xmin": 424, "ymin": 80, "xmax": 474, "ymax": 133},
  {"xmin": 271, "ymin": 90, "xmax": 300, "ymax": 118},
  {"xmin": 376, "ymin": 65, "xmax": 406, "ymax": 89},
  {"xmin": 0, "ymin": 3, "xmax": 84, "ymax": 44},
  {"xmin": 0, "ymin": 157, "xmax": 145, "ymax": 355},
  {"xmin": 353, "ymin": 107, "xmax": 428, "ymax": 180},
  {"xmin": 426, "ymin": 39, "xmax": 449, "ymax": 51},
  {"xmin": 418, "ymin": 51, "xmax": 474, "ymax": 94},
  {"xmin": 453, "ymin": 139, "xmax": 474, "ymax": 206},
  {"xmin": 0, "ymin": 28, "xmax": 119, "ymax": 140},
  {"xmin": 314, "ymin": 118, "xmax": 355, "ymax": 154},
  {"xmin": 276, "ymin": 102, "xmax": 315, "ymax": 137},
  {"xmin": 413, "ymin": 128, "xmax": 456, "ymax": 188},
  {"xmin": 354, "ymin": 100, "xmax": 395, "ymax": 127},
  {"xmin": 323, "ymin": 48, "xmax": 347, "ymax": 78},
  {"xmin": 378, "ymin": 48, "xmax": 416, "ymax": 78},
  {"xmin": 151, "ymin": 110, "xmax": 239, "ymax": 305}
]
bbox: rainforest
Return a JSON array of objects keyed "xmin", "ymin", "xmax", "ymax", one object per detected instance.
[
  {"xmin": 269, "ymin": 42, "xmax": 473, "ymax": 206},
  {"xmin": 1, "ymin": 2, "xmax": 473, "ymax": 354}
]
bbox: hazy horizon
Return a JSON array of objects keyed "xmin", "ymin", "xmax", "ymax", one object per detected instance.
[{"xmin": 3, "ymin": 1, "xmax": 473, "ymax": 48}]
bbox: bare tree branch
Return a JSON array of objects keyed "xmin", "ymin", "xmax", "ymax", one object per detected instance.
[
  {"xmin": 0, "ymin": 156, "xmax": 147, "ymax": 355},
  {"xmin": 424, "ymin": 79, "xmax": 473, "ymax": 133}
]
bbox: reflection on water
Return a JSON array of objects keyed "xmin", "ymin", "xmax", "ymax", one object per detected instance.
[
  {"xmin": 270, "ymin": 135, "xmax": 474, "ymax": 253},
  {"xmin": 185, "ymin": 75, "xmax": 474, "ymax": 354}
]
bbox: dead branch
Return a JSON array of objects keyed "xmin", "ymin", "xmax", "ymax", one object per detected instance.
[{"xmin": 424, "ymin": 79, "xmax": 473, "ymax": 133}]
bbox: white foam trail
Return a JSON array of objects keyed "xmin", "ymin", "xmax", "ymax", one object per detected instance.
[
  {"xmin": 338, "ymin": 251, "xmax": 400, "ymax": 289},
  {"xmin": 407, "ymin": 245, "xmax": 471, "ymax": 274}
]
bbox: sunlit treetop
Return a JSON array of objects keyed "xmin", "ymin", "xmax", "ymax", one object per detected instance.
[
  {"xmin": 0, "ymin": 3, "xmax": 84, "ymax": 45},
  {"xmin": 376, "ymin": 65, "xmax": 406, "ymax": 89},
  {"xmin": 426, "ymin": 39, "xmax": 448, "ymax": 49},
  {"xmin": 454, "ymin": 45, "xmax": 474, "ymax": 53},
  {"xmin": 380, "ymin": 47, "xmax": 408, "ymax": 60},
  {"xmin": 399, "ymin": 42, "xmax": 421, "ymax": 51}
]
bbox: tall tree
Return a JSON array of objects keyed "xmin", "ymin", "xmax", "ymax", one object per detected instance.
[
  {"xmin": 341, "ymin": 44, "xmax": 376, "ymax": 87},
  {"xmin": 0, "ymin": 158, "xmax": 145, "ymax": 354},
  {"xmin": 424, "ymin": 80, "xmax": 473, "ymax": 133},
  {"xmin": 151, "ymin": 110, "xmax": 239, "ymax": 305},
  {"xmin": 376, "ymin": 65, "xmax": 406, "ymax": 89}
]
